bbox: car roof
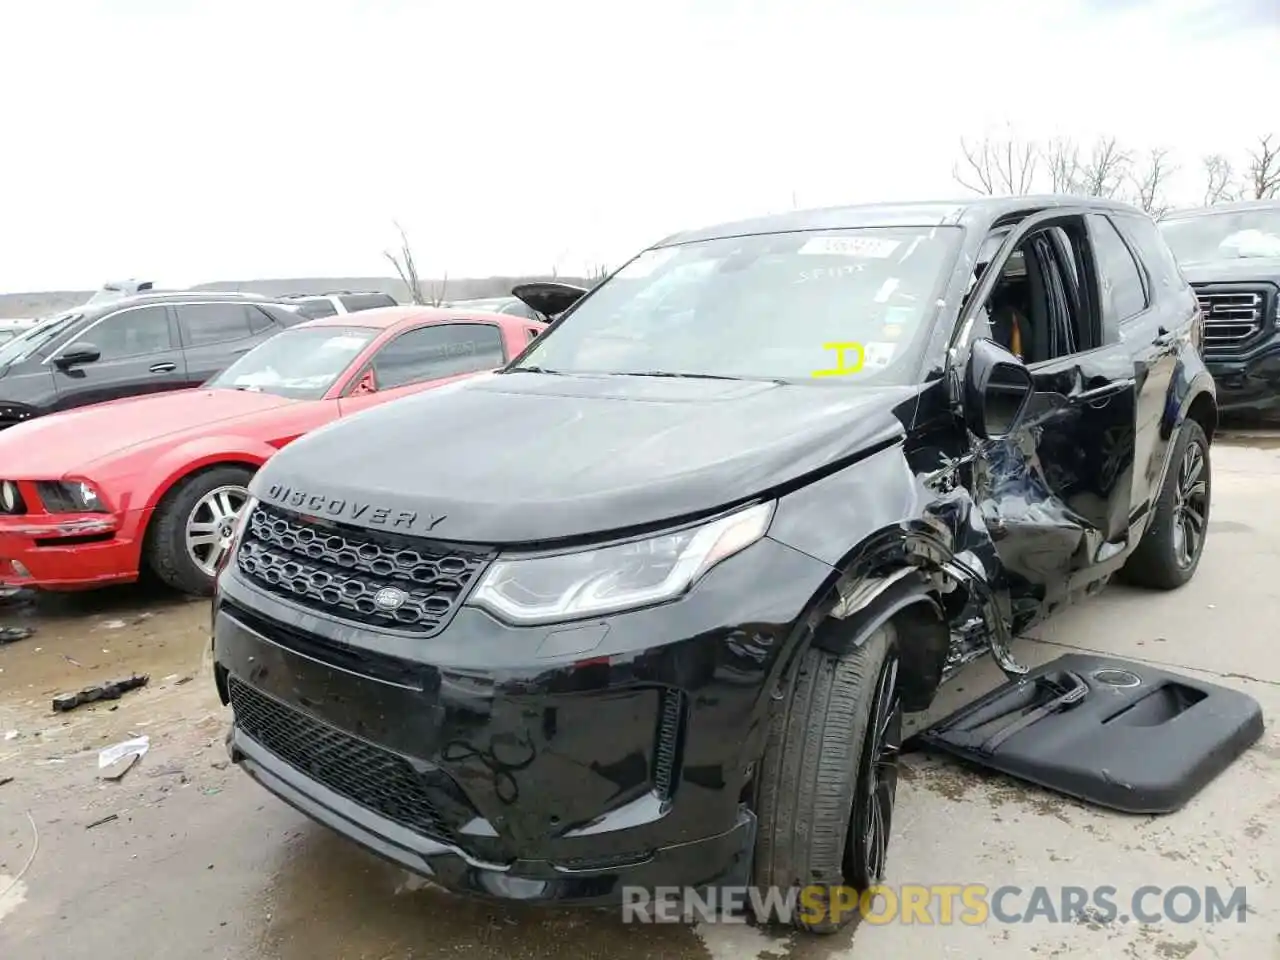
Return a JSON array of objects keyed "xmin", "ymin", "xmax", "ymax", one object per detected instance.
[
  {"xmin": 656, "ymin": 194, "xmax": 1149, "ymax": 246},
  {"xmin": 1161, "ymin": 198, "xmax": 1280, "ymax": 221},
  {"xmin": 295, "ymin": 305, "xmax": 529, "ymax": 332},
  {"xmin": 79, "ymin": 289, "xmax": 279, "ymax": 317}
]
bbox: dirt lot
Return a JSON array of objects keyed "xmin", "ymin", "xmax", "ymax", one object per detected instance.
[{"xmin": 0, "ymin": 437, "xmax": 1277, "ymax": 960}]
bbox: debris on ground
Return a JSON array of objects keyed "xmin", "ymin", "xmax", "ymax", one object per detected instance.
[
  {"xmin": 98, "ymin": 735, "xmax": 150, "ymax": 780},
  {"xmin": 100, "ymin": 619, "xmax": 128, "ymax": 630},
  {"xmin": 0, "ymin": 625, "xmax": 35, "ymax": 645},
  {"xmin": 0, "ymin": 777, "xmax": 13, "ymax": 787},
  {"xmin": 85, "ymin": 813, "xmax": 119, "ymax": 829},
  {"xmin": 52, "ymin": 674, "xmax": 149, "ymax": 712},
  {"xmin": 4, "ymin": 730, "xmax": 17, "ymax": 741}
]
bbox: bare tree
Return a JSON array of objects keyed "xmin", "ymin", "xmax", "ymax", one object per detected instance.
[
  {"xmin": 1043, "ymin": 137, "xmax": 1084, "ymax": 193},
  {"xmin": 1077, "ymin": 136, "xmax": 1133, "ymax": 199},
  {"xmin": 1130, "ymin": 147, "xmax": 1177, "ymax": 218},
  {"xmin": 953, "ymin": 132, "xmax": 1040, "ymax": 195},
  {"xmin": 428, "ymin": 271, "xmax": 448, "ymax": 307},
  {"xmin": 585, "ymin": 263, "xmax": 611, "ymax": 287},
  {"xmin": 1245, "ymin": 133, "xmax": 1280, "ymax": 200},
  {"xmin": 1201, "ymin": 154, "xmax": 1238, "ymax": 206},
  {"xmin": 383, "ymin": 221, "xmax": 425, "ymax": 305}
]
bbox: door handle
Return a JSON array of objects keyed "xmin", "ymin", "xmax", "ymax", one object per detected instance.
[{"xmin": 149, "ymin": 362, "xmax": 177, "ymax": 374}]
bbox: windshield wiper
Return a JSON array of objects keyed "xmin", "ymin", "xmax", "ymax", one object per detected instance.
[
  {"xmin": 506, "ymin": 365, "xmax": 563, "ymax": 375},
  {"xmin": 610, "ymin": 370, "xmax": 787, "ymax": 384}
]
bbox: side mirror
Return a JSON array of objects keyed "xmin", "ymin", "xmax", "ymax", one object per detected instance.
[
  {"xmin": 55, "ymin": 342, "xmax": 102, "ymax": 369},
  {"xmin": 963, "ymin": 338, "xmax": 1035, "ymax": 439}
]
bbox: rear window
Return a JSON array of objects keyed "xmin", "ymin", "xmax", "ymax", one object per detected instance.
[
  {"xmin": 339, "ymin": 293, "xmax": 396, "ymax": 313},
  {"xmin": 293, "ymin": 298, "xmax": 339, "ymax": 319}
]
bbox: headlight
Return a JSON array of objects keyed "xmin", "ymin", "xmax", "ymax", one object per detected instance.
[
  {"xmin": 37, "ymin": 480, "xmax": 109, "ymax": 513},
  {"xmin": 0, "ymin": 481, "xmax": 19, "ymax": 513},
  {"xmin": 470, "ymin": 501, "xmax": 775, "ymax": 625}
]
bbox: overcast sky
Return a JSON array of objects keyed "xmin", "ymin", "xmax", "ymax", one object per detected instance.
[{"xmin": 0, "ymin": 0, "xmax": 1276, "ymax": 292}]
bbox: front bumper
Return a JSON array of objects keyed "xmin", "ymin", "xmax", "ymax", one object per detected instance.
[
  {"xmin": 1206, "ymin": 336, "xmax": 1280, "ymax": 415},
  {"xmin": 212, "ymin": 535, "xmax": 832, "ymax": 905},
  {"xmin": 0, "ymin": 508, "xmax": 148, "ymax": 590}
]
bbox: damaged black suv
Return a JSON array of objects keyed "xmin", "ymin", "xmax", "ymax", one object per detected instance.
[{"xmin": 211, "ymin": 196, "xmax": 1215, "ymax": 932}]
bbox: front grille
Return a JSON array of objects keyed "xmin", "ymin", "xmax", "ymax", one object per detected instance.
[
  {"xmin": 1194, "ymin": 284, "xmax": 1272, "ymax": 353},
  {"xmin": 229, "ymin": 676, "xmax": 451, "ymax": 840},
  {"xmin": 236, "ymin": 503, "xmax": 493, "ymax": 634}
]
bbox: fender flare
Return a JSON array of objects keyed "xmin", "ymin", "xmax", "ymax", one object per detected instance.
[{"xmin": 810, "ymin": 570, "xmax": 952, "ymax": 712}]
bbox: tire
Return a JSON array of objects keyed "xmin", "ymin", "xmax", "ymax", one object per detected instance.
[
  {"xmin": 753, "ymin": 621, "xmax": 902, "ymax": 934},
  {"xmin": 146, "ymin": 465, "xmax": 255, "ymax": 596},
  {"xmin": 1119, "ymin": 420, "xmax": 1210, "ymax": 590}
]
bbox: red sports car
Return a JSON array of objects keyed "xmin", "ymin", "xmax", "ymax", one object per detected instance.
[{"xmin": 0, "ymin": 307, "xmax": 544, "ymax": 595}]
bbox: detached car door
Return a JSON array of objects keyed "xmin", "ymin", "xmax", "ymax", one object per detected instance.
[
  {"xmin": 175, "ymin": 302, "xmax": 282, "ymax": 387},
  {"xmin": 963, "ymin": 209, "xmax": 1144, "ymax": 617},
  {"xmin": 49, "ymin": 303, "xmax": 185, "ymax": 410},
  {"xmin": 337, "ymin": 321, "xmax": 508, "ymax": 416}
]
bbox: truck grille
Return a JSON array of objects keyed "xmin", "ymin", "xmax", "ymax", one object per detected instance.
[
  {"xmin": 236, "ymin": 503, "xmax": 493, "ymax": 634},
  {"xmin": 229, "ymin": 676, "xmax": 452, "ymax": 840},
  {"xmin": 1194, "ymin": 284, "xmax": 1272, "ymax": 353}
]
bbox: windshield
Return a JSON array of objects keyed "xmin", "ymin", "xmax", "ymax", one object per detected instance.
[
  {"xmin": 206, "ymin": 325, "xmax": 377, "ymax": 399},
  {"xmin": 0, "ymin": 312, "xmax": 81, "ymax": 367},
  {"xmin": 509, "ymin": 226, "xmax": 962, "ymax": 384},
  {"xmin": 1159, "ymin": 209, "xmax": 1280, "ymax": 264}
]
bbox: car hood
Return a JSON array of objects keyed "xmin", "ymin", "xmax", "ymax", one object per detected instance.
[
  {"xmin": 253, "ymin": 372, "xmax": 915, "ymax": 545},
  {"xmin": 1180, "ymin": 258, "xmax": 1280, "ymax": 285},
  {"xmin": 0, "ymin": 388, "xmax": 297, "ymax": 477}
]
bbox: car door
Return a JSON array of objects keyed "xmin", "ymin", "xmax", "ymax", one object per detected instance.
[
  {"xmin": 175, "ymin": 302, "xmax": 278, "ymax": 387},
  {"xmin": 337, "ymin": 321, "xmax": 508, "ymax": 416},
  {"xmin": 959, "ymin": 208, "xmax": 1144, "ymax": 621},
  {"xmin": 1106, "ymin": 211, "xmax": 1188, "ymax": 516},
  {"xmin": 48, "ymin": 303, "xmax": 185, "ymax": 410}
]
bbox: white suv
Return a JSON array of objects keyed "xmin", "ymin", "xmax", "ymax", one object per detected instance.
[{"xmin": 279, "ymin": 291, "xmax": 398, "ymax": 319}]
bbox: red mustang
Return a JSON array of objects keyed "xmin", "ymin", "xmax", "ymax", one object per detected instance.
[{"xmin": 0, "ymin": 307, "xmax": 544, "ymax": 595}]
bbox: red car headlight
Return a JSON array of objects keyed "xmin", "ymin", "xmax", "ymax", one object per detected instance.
[{"xmin": 36, "ymin": 480, "xmax": 110, "ymax": 514}]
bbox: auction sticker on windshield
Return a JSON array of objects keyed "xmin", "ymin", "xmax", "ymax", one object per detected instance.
[{"xmin": 799, "ymin": 236, "xmax": 901, "ymax": 258}]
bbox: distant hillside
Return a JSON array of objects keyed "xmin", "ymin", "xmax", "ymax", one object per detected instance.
[{"xmin": 0, "ymin": 274, "xmax": 594, "ymax": 318}]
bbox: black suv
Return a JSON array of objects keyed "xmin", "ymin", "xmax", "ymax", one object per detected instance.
[
  {"xmin": 212, "ymin": 197, "xmax": 1215, "ymax": 932},
  {"xmin": 0, "ymin": 292, "xmax": 303, "ymax": 429},
  {"xmin": 1159, "ymin": 199, "xmax": 1280, "ymax": 415}
]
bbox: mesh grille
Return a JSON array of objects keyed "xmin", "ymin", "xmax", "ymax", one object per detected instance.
[
  {"xmin": 236, "ymin": 503, "xmax": 492, "ymax": 633},
  {"xmin": 229, "ymin": 676, "xmax": 451, "ymax": 840}
]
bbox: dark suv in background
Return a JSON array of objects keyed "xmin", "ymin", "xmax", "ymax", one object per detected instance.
[
  {"xmin": 1160, "ymin": 199, "xmax": 1280, "ymax": 415},
  {"xmin": 0, "ymin": 291, "xmax": 303, "ymax": 429}
]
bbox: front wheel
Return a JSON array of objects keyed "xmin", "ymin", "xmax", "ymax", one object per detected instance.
[
  {"xmin": 1119, "ymin": 420, "xmax": 1210, "ymax": 590},
  {"xmin": 752, "ymin": 622, "xmax": 902, "ymax": 933},
  {"xmin": 147, "ymin": 465, "xmax": 254, "ymax": 596}
]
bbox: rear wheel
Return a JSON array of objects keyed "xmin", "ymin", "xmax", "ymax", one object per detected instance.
[
  {"xmin": 1120, "ymin": 420, "xmax": 1210, "ymax": 590},
  {"xmin": 753, "ymin": 622, "xmax": 902, "ymax": 933},
  {"xmin": 147, "ymin": 465, "xmax": 254, "ymax": 596}
]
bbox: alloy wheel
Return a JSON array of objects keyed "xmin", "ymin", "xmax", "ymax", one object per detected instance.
[
  {"xmin": 185, "ymin": 485, "xmax": 250, "ymax": 577},
  {"xmin": 1171, "ymin": 440, "xmax": 1208, "ymax": 570},
  {"xmin": 846, "ymin": 653, "xmax": 902, "ymax": 886}
]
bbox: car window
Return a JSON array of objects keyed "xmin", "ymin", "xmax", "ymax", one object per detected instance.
[
  {"xmin": 207, "ymin": 325, "xmax": 377, "ymax": 400},
  {"xmin": 1087, "ymin": 214, "xmax": 1148, "ymax": 323},
  {"xmin": 293, "ymin": 298, "xmax": 339, "ymax": 319},
  {"xmin": 89, "ymin": 305, "xmax": 174, "ymax": 360},
  {"xmin": 526, "ymin": 326, "xmax": 541, "ymax": 342},
  {"xmin": 247, "ymin": 306, "xmax": 276, "ymax": 333},
  {"xmin": 339, "ymin": 293, "xmax": 396, "ymax": 313},
  {"xmin": 370, "ymin": 323, "xmax": 506, "ymax": 389},
  {"xmin": 515, "ymin": 226, "xmax": 964, "ymax": 384},
  {"xmin": 177, "ymin": 303, "xmax": 257, "ymax": 347},
  {"xmin": 1115, "ymin": 213, "xmax": 1185, "ymax": 296}
]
